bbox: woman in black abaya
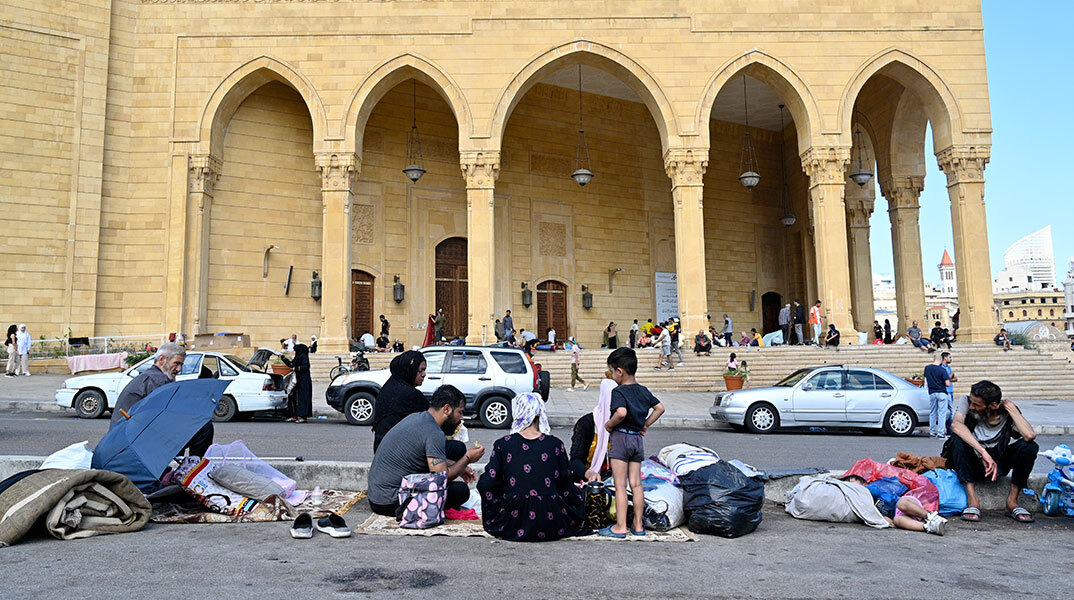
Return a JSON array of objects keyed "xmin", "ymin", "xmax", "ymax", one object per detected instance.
[
  {"xmin": 282, "ymin": 343, "xmax": 312, "ymax": 423},
  {"xmin": 371, "ymin": 350, "xmax": 428, "ymax": 452}
]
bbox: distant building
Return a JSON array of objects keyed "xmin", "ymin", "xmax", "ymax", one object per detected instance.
[
  {"xmin": 994, "ymin": 226, "xmax": 1055, "ymax": 293},
  {"xmin": 1064, "ymin": 258, "xmax": 1074, "ymax": 338},
  {"xmin": 994, "ymin": 290, "xmax": 1065, "ymax": 331},
  {"xmin": 873, "ymin": 249, "xmax": 960, "ymax": 334},
  {"xmin": 938, "ymin": 250, "xmax": 957, "ymax": 295}
]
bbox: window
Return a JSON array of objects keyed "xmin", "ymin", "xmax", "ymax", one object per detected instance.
[
  {"xmin": 1038, "ymin": 309, "xmax": 1043, "ymax": 317},
  {"xmin": 806, "ymin": 371, "xmax": 844, "ymax": 391},
  {"xmin": 1022, "ymin": 310, "xmax": 1028, "ymax": 317},
  {"xmin": 1041, "ymin": 298, "xmax": 1048, "ymax": 304},
  {"xmin": 491, "ymin": 351, "xmax": 527, "ymax": 374},
  {"xmin": 223, "ymin": 355, "xmax": 251, "ymax": 372},
  {"xmin": 1054, "ymin": 298, "xmax": 1060, "ymax": 304},
  {"xmin": 129, "ymin": 358, "xmax": 157, "ymax": 377},
  {"xmin": 1003, "ymin": 300, "xmax": 1009, "ymax": 306},
  {"xmin": 1050, "ymin": 309, "xmax": 1055, "ymax": 317},
  {"xmin": 1009, "ymin": 311, "xmax": 1014, "ymax": 318},
  {"xmin": 846, "ymin": 371, "xmax": 875, "ymax": 390},
  {"xmin": 219, "ymin": 359, "xmax": 239, "ymax": 377},
  {"xmin": 873, "ymin": 374, "xmax": 894, "ymax": 390},
  {"xmin": 1030, "ymin": 299, "xmax": 1035, "ymax": 304},
  {"xmin": 448, "ymin": 350, "xmax": 487, "ymax": 374},
  {"xmin": 200, "ymin": 355, "xmax": 220, "ymax": 378},
  {"xmin": 422, "ymin": 350, "xmax": 447, "ymax": 374},
  {"xmin": 179, "ymin": 354, "xmax": 202, "ymax": 376}
]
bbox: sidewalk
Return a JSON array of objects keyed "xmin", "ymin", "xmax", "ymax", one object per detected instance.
[{"xmin": 5, "ymin": 374, "xmax": 1074, "ymax": 434}]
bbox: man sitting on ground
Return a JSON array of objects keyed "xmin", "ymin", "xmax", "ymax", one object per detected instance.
[
  {"xmin": 824, "ymin": 324, "xmax": 840, "ymax": 348},
  {"xmin": 367, "ymin": 385, "xmax": 484, "ymax": 518},
  {"xmin": 994, "ymin": 328, "xmax": 1013, "ymax": 351},
  {"xmin": 930, "ymin": 321, "xmax": 953, "ymax": 349},
  {"xmin": 945, "ymin": 380, "xmax": 1038, "ymax": 523},
  {"xmin": 907, "ymin": 320, "xmax": 933, "ymax": 352}
]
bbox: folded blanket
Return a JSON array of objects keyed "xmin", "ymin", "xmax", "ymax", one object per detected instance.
[{"xmin": 0, "ymin": 469, "xmax": 151, "ymax": 547}]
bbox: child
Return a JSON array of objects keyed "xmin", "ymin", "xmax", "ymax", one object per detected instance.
[
  {"xmin": 599, "ymin": 348, "xmax": 665, "ymax": 538},
  {"xmin": 726, "ymin": 352, "xmax": 738, "ymax": 370},
  {"xmin": 841, "ymin": 475, "xmax": 947, "ymax": 535}
]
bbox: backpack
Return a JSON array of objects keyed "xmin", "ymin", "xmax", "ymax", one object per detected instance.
[{"xmin": 397, "ymin": 472, "xmax": 447, "ymax": 529}]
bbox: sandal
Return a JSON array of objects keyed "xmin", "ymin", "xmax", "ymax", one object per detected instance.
[
  {"xmin": 315, "ymin": 513, "xmax": 352, "ymax": 538},
  {"xmin": 630, "ymin": 527, "xmax": 645, "ymax": 537},
  {"xmin": 294, "ymin": 418, "xmax": 308, "ymax": 424},
  {"xmin": 960, "ymin": 507, "xmax": 981, "ymax": 522},
  {"xmin": 290, "ymin": 513, "xmax": 313, "ymax": 539},
  {"xmin": 597, "ymin": 526, "xmax": 626, "ymax": 539},
  {"xmin": 1007, "ymin": 507, "xmax": 1034, "ymax": 523}
]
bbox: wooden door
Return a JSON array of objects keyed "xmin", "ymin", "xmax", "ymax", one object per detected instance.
[
  {"xmin": 761, "ymin": 291, "xmax": 781, "ymax": 334},
  {"xmin": 351, "ymin": 270, "xmax": 374, "ymax": 341},
  {"xmin": 537, "ymin": 280, "xmax": 568, "ymax": 342},
  {"xmin": 434, "ymin": 238, "xmax": 468, "ymax": 339}
]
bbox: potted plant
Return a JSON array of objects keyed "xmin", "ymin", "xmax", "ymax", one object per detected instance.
[
  {"xmin": 906, "ymin": 371, "xmax": 924, "ymax": 387},
  {"xmin": 723, "ymin": 361, "xmax": 750, "ymax": 391},
  {"xmin": 271, "ymin": 355, "xmax": 292, "ymax": 375}
]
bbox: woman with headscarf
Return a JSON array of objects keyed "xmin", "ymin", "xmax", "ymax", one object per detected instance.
[
  {"xmin": 370, "ymin": 350, "xmax": 428, "ymax": 452},
  {"xmin": 569, "ymin": 376, "xmax": 615, "ymax": 482},
  {"xmin": 478, "ymin": 393, "xmax": 589, "ymax": 542},
  {"xmin": 280, "ymin": 343, "xmax": 312, "ymax": 423}
]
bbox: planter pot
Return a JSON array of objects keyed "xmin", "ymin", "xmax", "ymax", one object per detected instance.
[
  {"xmin": 723, "ymin": 375, "xmax": 745, "ymax": 391},
  {"xmin": 271, "ymin": 364, "xmax": 293, "ymax": 375},
  {"xmin": 906, "ymin": 378, "xmax": 924, "ymax": 388}
]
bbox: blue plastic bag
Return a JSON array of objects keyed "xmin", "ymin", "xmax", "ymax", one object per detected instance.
[
  {"xmin": 924, "ymin": 469, "xmax": 968, "ymax": 516},
  {"xmin": 866, "ymin": 476, "xmax": 908, "ymax": 518}
]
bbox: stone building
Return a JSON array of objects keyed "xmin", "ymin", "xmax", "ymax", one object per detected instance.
[
  {"xmin": 1, "ymin": 1, "xmax": 997, "ymax": 351},
  {"xmin": 995, "ymin": 291, "xmax": 1065, "ymax": 331}
]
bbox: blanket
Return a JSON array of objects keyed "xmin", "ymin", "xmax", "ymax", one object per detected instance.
[
  {"xmin": 150, "ymin": 489, "xmax": 364, "ymax": 524},
  {"xmin": 890, "ymin": 452, "xmax": 947, "ymax": 474},
  {"xmin": 0, "ymin": 469, "xmax": 151, "ymax": 547},
  {"xmin": 356, "ymin": 514, "xmax": 697, "ymax": 542}
]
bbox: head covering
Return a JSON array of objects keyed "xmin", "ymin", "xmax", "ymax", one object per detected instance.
[
  {"xmin": 293, "ymin": 343, "xmax": 309, "ymax": 355},
  {"xmin": 590, "ymin": 379, "xmax": 616, "ymax": 472},
  {"xmin": 389, "ymin": 350, "xmax": 426, "ymax": 386},
  {"xmin": 510, "ymin": 392, "xmax": 549, "ymax": 435}
]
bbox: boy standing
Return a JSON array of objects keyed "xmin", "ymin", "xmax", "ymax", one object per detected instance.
[
  {"xmin": 566, "ymin": 337, "xmax": 589, "ymax": 392},
  {"xmin": 600, "ymin": 348, "xmax": 665, "ymax": 538}
]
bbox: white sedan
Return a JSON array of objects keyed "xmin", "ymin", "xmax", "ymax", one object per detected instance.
[{"xmin": 55, "ymin": 351, "xmax": 288, "ymax": 422}]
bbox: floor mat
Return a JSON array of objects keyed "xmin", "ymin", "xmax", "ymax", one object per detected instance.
[
  {"xmin": 151, "ymin": 490, "xmax": 365, "ymax": 524},
  {"xmin": 356, "ymin": 514, "xmax": 697, "ymax": 542}
]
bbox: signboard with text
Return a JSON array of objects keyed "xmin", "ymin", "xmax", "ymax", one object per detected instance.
[{"xmin": 655, "ymin": 271, "xmax": 679, "ymax": 323}]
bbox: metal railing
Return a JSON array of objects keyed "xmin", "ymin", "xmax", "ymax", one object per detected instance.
[{"xmin": 2, "ymin": 334, "xmax": 169, "ymax": 360}]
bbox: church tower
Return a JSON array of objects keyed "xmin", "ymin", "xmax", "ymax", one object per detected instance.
[{"xmin": 939, "ymin": 250, "xmax": 957, "ymax": 295}]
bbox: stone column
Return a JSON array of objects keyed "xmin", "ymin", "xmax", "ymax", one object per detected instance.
[
  {"xmin": 845, "ymin": 198, "xmax": 875, "ymax": 333},
  {"xmin": 937, "ymin": 146, "xmax": 993, "ymax": 343},
  {"xmin": 460, "ymin": 150, "xmax": 500, "ymax": 345},
  {"xmin": 316, "ymin": 152, "xmax": 358, "ymax": 353},
  {"xmin": 186, "ymin": 154, "xmax": 221, "ymax": 335},
  {"xmin": 664, "ymin": 148, "xmax": 710, "ymax": 346},
  {"xmin": 883, "ymin": 175, "xmax": 926, "ymax": 336},
  {"xmin": 801, "ymin": 146, "xmax": 857, "ymax": 339}
]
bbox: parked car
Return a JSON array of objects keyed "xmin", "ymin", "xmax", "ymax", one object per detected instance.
[
  {"xmin": 55, "ymin": 351, "xmax": 288, "ymax": 422},
  {"xmin": 326, "ymin": 345, "xmax": 548, "ymax": 428},
  {"xmin": 709, "ymin": 365, "xmax": 929, "ymax": 436}
]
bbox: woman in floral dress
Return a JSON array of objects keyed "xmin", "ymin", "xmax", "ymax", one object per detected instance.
[{"xmin": 477, "ymin": 393, "xmax": 589, "ymax": 542}]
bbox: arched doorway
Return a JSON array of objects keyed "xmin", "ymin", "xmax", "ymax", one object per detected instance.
[
  {"xmin": 435, "ymin": 237, "xmax": 468, "ymax": 339},
  {"xmin": 351, "ymin": 270, "xmax": 374, "ymax": 341},
  {"xmin": 761, "ymin": 291, "xmax": 782, "ymax": 334},
  {"xmin": 537, "ymin": 280, "xmax": 568, "ymax": 342}
]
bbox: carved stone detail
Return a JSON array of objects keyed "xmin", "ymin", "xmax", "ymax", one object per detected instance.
[
  {"xmin": 460, "ymin": 150, "xmax": 500, "ymax": 190},
  {"xmin": 188, "ymin": 154, "xmax": 222, "ymax": 199},
  {"xmin": 936, "ymin": 145, "xmax": 990, "ymax": 184},
  {"xmin": 883, "ymin": 175, "xmax": 925, "ymax": 211},
  {"xmin": 800, "ymin": 146, "xmax": 851, "ymax": 183},
  {"xmin": 663, "ymin": 148, "xmax": 708, "ymax": 188},
  {"xmin": 315, "ymin": 152, "xmax": 360, "ymax": 192},
  {"xmin": 537, "ymin": 222, "xmax": 567, "ymax": 257},
  {"xmin": 351, "ymin": 203, "xmax": 375, "ymax": 245}
]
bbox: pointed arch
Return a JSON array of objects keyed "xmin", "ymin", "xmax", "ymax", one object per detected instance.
[
  {"xmin": 696, "ymin": 50, "xmax": 822, "ymax": 151},
  {"xmin": 487, "ymin": 40, "xmax": 679, "ymax": 155},
  {"xmin": 198, "ymin": 56, "xmax": 327, "ymax": 157},
  {"xmin": 342, "ymin": 53, "xmax": 473, "ymax": 155},
  {"xmin": 839, "ymin": 48, "xmax": 965, "ymax": 152}
]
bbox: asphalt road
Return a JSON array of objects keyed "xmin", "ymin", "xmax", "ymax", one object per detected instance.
[{"xmin": 0, "ymin": 413, "xmax": 1063, "ymax": 474}]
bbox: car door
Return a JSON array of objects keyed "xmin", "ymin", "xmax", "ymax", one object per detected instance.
[
  {"xmin": 441, "ymin": 350, "xmax": 490, "ymax": 402},
  {"xmin": 417, "ymin": 349, "xmax": 448, "ymax": 398},
  {"xmin": 791, "ymin": 369, "xmax": 847, "ymax": 422},
  {"xmin": 844, "ymin": 369, "xmax": 890, "ymax": 423}
]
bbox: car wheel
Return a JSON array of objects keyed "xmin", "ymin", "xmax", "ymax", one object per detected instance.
[
  {"xmin": 344, "ymin": 392, "xmax": 376, "ymax": 426},
  {"xmin": 74, "ymin": 389, "xmax": 107, "ymax": 419},
  {"xmin": 883, "ymin": 406, "xmax": 916, "ymax": 437},
  {"xmin": 744, "ymin": 403, "xmax": 779, "ymax": 434},
  {"xmin": 213, "ymin": 394, "xmax": 238, "ymax": 422},
  {"xmin": 479, "ymin": 396, "xmax": 512, "ymax": 429}
]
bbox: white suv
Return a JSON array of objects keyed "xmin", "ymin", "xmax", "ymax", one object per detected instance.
[{"xmin": 326, "ymin": 345, "xmax": 549, "ymax": 429}]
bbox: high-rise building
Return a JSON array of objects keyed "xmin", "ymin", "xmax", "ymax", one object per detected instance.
[{"xmin": 994, "ymin": 226, "xmax": 1055, "ymax": 292}]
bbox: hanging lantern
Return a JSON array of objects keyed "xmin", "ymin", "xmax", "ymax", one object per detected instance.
[
  {"xmin": 777, "ymin": 104, "xmax": 796, "ymax": 227},
  {"xmin": 402, "ymin": 80, "xmax": 425, "ymax": 183},
  {"xmin": 738, "ymin": 75, "xmax": 761, "ymax": 190},
  {"xmin": 571, "ymin": 65, "xmax": 595, "ymax": 187},
  {"xmin": 849, "ymin": 126, "xmax": 873, "ymax": 187}
]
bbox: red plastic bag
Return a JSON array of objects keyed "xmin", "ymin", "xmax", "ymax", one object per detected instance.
[{"xmin": 841, "ymin": 458, "xmax": 939, "ymax": 513}]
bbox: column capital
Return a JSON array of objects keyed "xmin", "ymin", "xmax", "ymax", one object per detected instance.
[
  {"xmin": 936, "ymin": 145, "xmax": 989, "ymax": 184},
  {"xmin": 315, "ymin": 152, "xmax": 360, "ymax": 192},
  {"xmin": 800, "ymin": 145, "xmax": 851, "ymax": 183},
  {"xmin": 460, "ymin": 150, "xmax": 500, "ymax": 189},
  {"xmin": 663, "ymin": 147, "xmax": 708, "ymax": 189},
  {"xmin": 188, "ymin": 154, "xmax": 222, "ymax": 198},
  {"xmin": 845, "ymin": 199, "xmax": 874, "ymax": 228},
  {"xmin": 883, "ymin": 175, "xmax": 925, "ymax": 210}
]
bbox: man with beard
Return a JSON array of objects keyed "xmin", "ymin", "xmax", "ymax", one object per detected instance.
[
  {"xmin": 366, "ymin": 385, "xmax": 485, "ymax": 517},
  {"xmin": 945, "ymin": 380, "xmax": 1038, "ymax": 524}
]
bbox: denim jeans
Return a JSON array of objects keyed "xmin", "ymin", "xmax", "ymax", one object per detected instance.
[
  {"xmin": 928, "ymin": 392, "xmax": 949, "ymax": 437},
  {"xmin": 944, "ymin": 392, "xmax": 954, "ymax": 432}
]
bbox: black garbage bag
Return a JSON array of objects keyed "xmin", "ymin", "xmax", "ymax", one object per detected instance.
[{"xmin": 679, "ymin": 460, "xmax": 764, "ymax": 538}]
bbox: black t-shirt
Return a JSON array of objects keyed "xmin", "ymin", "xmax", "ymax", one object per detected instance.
[
  {"xmin": 924, "ymin": 364, "xmax": 949, "ymax": 394},
  {"xmin": 610, "ymin": 383, "xmax": 661, "ymax": 431}
]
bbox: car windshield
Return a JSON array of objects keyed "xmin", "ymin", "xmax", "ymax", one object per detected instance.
[
  {"xmin": 224, "ymin": 355, "xmax": 251, "ymax": 372},
  {"xmin": 774, "ymin": 368, "xmax": 813, "ymax": 387}
]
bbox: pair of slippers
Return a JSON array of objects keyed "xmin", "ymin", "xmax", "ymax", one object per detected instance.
[
  {"xmin": 960, "ymin": 506, "xmax": 1035, "ymax": 523},
  {"xmin": 597, "ymin": 526, "xmax": 645, "ymax": 539},
  {"xmin": 290, "ymin": 512, "xmax": 351, "ymax": 538}
]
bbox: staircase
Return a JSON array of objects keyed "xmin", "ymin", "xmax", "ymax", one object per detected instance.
[{"xmin": 309, "ymin": 343, "xmax": 1074, "ymax": 400}]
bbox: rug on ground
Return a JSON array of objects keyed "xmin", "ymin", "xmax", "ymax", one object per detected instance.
[
  {"xmin": 151, "ymin": 489, "xmax": 365, "ymax": 524},
  {"xmin": 356, "ymin": 514, "xmax": 697, "ymax": 542}
]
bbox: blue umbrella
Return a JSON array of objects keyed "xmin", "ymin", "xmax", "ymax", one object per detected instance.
[{"xmin": 91, "ymin": 379, "xmax": 230, "ymax": 492}]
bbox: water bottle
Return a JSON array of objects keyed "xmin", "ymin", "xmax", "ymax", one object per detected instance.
[{"xmin": 311, "ymin": 486, "xmax": 323, "ymax": 506}]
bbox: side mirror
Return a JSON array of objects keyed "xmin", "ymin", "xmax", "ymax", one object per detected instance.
[{"xmin": 801, "ymin": 383, "xmax": 814, "ymax": 391}]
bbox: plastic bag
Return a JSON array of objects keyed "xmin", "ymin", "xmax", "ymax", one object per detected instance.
[
  {"xmin": 204, "ymin": 440, "xmax": 304, "ymax": 505},
  {"xmin": 174, "ymin": 456, "xmax": 259, "ymax": 516},
  {"xmin": 924, "ymin": 469, "xmax": 968, "ymax": 516},
  {"xmin": 842, "ymin": 458, "xmax": 939, "ymax": 514},
  {"xmin": 641, "ymin": 458, "xmax": 679, "ymax": 486},
  {"xmin": 209, "ymin": 464, "xmax": 286, "ymax": 501},
  {"xmin": 40, "ymin": 441, "xmax": 93, "ymax": 470},
  {"xmin": 641, "ymin": 478, "xmax": 685, "ymax": 531},
  {"xmin": 657, "ymin": 443, "xmax": 720, "ymax": 476},
  {"xmin": 866, "ymin": 476, "xmax": 908, "ymax": 518},
  {"xmin": 679, "ymin": 460, "xmax": 764, "ymax": 538}
]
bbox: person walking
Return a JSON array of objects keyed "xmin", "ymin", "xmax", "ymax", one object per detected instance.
[
  {"xmin": 792, "ymin": 300, "xmax": 806, "ymax": 345},
  {"xmin": 808, "ymin": 300, "xmax": 823, "ymax": 345},
  {"xmin": 5, "ymin": 324, "xmax": 19, "ymax": 377},
  {"xmin": 653, "ymin": 324, "xmax": 672, "ymax": 370},
  {"xmin": 502, "ymin": 309, "xmax": 514, "ymax": 337},
  {"xmin": 566, "ymin": 337, "xmax": 590, "ymax": 392},
  {"xmin": 721, "ymin": 314, "xmax": 733, "ymax": 348},
  {"xmin": 924, "ymin": 353, "xmax": 952, "ymax": 438},
  {"xmin": 379, "ymin": 314, "xmax": 390, "ymax": 338},
  {"xmin": 15, "ymin": 324, "xmax": 31, "ymax": 376},
  {"xmin": 670, "ymin": 321, "xmax": 684, "ymax": 366},
  {"xmin": 629, "ymin": 319, "xmax": 639, "ymax": 349},
  {"xmin": 942, "ymin": 352, "xmax": 957, "ymax": 433},
  {"xmin": 778, "ymin": 304, "xmax": 791, "ymax": 347}
]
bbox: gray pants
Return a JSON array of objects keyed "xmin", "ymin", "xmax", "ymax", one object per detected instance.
[
  {"xmin": 671, "ymin": 341, "xmax": 684, "ymax": 362},
  {"xmin": 794, "ymin": 324, "xmax": 803, "ymax": 345}
]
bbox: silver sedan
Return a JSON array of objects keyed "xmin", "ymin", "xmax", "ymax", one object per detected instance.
[{"xmin": 710, "ymin": 366, "xmax": 930, "ymax": 436}]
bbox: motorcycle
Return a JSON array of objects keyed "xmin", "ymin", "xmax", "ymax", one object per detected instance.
[{"xmin": 1038, "ymin": 444, "xmax": 1074, "ymax": 517}]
